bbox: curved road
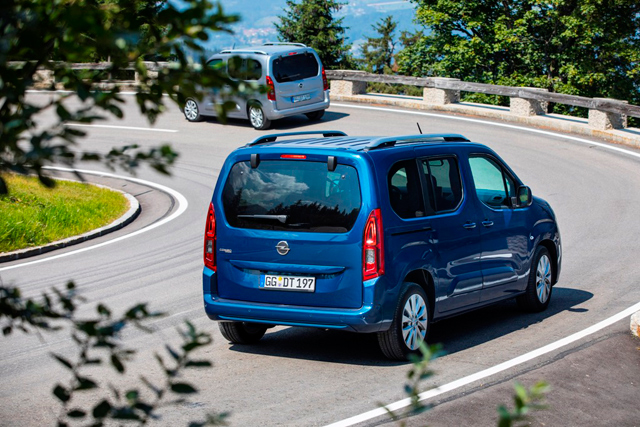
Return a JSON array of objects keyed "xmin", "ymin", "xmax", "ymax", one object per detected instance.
[{"xmin": 1, "ymin": 95, "xmax": 639, "ymax": 426}]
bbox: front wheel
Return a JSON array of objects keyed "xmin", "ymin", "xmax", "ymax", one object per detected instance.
[
  {"xmin": 183, "ymin": 98, "xmax": 202, "ymax": 122},
  {"xmin": 517, "ymin": 246, "xmax": 554, "ymax": 312},
  {"xmin": 378, "ymin": 283, "xmax": 430, "ymax": 360},
  {"xmin": 248, "ymin": 104, "xmax": 271, "ymax": 130},
  {"xmin": 218, "ymin": 322, "xmax": 267, "ymax": 344}
]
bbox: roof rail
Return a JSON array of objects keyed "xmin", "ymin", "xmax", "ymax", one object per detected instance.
[
  {"xmin": 364, "ymin": 133, "xmax": 470, "ymax": 151},
  {"xmin": 263, "ymin": 42, "xmax": 307, "ymax": 47},
  {"xmin": 247, "ymin": 131, "xmax": 348, "ymax": 146},
  {"xmin": 219, "ymin": 49, "xmax": 268, "ymax": 55}
]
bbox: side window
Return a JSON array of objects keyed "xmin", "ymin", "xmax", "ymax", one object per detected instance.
[
  {"xmin": 228, "ymin": 56, "xmax": 243, "ymax": 79},
  {"xmin": 227, "ymin": 57, "xmax": 263, "ymax": 81},
  {"xmin": 206, "ymin": 58, "xmax": 223, "ymax": 71},
  {"xmin": 469, "ymin": 155, "xmax": 516, "ymax": 208},
  {"xmin": 388, "ymin": 160, "xmax": 425, "ymax": 219},
  {"xmin": 245, "ymin": 59, "xmax": 262, "ymax": 80},
  {"xmin": 421, "ymin": 157, "xmax": 463, "ymax": 213}
]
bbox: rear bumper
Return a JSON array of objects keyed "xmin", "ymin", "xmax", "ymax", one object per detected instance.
[
  {"xmin": 203, "ymin": 268, "xmax": 389, "ymax": 333},
  {"xmin": 266, "ymin": 91, "xmax": 330, "ymax": 120}
]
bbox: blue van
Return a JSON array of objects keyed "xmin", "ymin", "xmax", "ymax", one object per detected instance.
[{"xmin": 202, "ymin": 131, "xmax": 562, "ymax": 359}]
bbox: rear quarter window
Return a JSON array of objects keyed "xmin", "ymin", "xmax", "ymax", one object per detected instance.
[
  {"xmin": 272, "ymin": 52, "xmax": 319, "ymax": 83},
  {"xmin": 222, "ymin": 160, "xmax": 361, "ymax": 233}
]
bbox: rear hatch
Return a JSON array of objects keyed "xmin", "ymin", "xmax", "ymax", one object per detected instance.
[
  {"xmin": 271, "ymin": 50, "xmax": 325, "ymax": 111},
  {"xmin": 215, "ymin": 154, "xmax": 365, "ymax": 309}
]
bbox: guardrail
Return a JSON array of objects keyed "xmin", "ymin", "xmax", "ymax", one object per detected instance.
[
  {"xmin": 21, "ymin": 62, "xmax": 638, "ymax": 131},
  {"xmin": 326, "ymin": 70, "xmax": 639, "ymax": 131}
]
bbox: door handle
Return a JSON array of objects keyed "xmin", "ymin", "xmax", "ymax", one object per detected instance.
[
  {"xmin": 463, "ymin": 222, "xmax": 476, "ymax": 229},
  {"xmin": 482, "ymin": 220, "xmax": 494, "ymax": 227}
]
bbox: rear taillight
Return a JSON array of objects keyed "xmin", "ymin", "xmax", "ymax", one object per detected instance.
[
  {"xmin": 204, "ymin": 202, "xmax": 216, "ymax": 271},
  {"xmin": 363, "ymin": 208, "xmax": 384, "ymax": 281},
  {"xmin": 266, "ymin": 75, "xmax": 276, "ymax": 101},
  {"xmin": 321, "ymin": 67, "xmax": 329, "ymax": 91}
]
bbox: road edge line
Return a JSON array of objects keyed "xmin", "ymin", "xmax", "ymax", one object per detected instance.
[{"xmin": 324, "ymin": 300, "xmax": 640, "ymax": 427}]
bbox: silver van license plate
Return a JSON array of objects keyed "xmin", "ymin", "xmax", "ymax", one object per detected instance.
[
  {"xmin": 292, "ymin": 93, "xmax": 311, "ymax": 103},
  {"xmin": 260, "ymin": 274, "xmax": 316, "ymax": 292}
]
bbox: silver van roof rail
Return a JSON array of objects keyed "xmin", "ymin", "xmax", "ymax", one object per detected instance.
[
  {"xmin": 263, "ymin": 42, "xmax": 307, "ymax": 47},
  {"xmin": 219, "ymin": 49, "xmax": 268, "ymax": 55}
]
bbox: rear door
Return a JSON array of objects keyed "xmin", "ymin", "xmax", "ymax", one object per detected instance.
[
  {"xmin": 271, "ymin": 50, "xmax": 324, "ymax": 111},
  {"xmin": 215, "ymin": 154, "xmax": 366, "ymax": 309},
  {"xmin": 416, "ymin": 153, "xmax": 484, "ymax": 312}
]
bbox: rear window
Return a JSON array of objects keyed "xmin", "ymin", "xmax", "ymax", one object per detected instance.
[
  {"xmin": 222, "ymin": 160, "xmax": 361, "ymax": 233},
  {"xmin": 272, "ymin": 52, "xmax": 319, "ymax": 83}
]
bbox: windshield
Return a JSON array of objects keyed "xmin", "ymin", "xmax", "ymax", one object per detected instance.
[{"xmin": 222, "ymin": 160, "xmax": 361, "ymax": 233}]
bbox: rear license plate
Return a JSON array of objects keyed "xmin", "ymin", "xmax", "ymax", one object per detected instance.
[
  {"xmin": 260, "ymin": 274, "xmax": 315, "ymax": 292},
  {"xmin": 292, "ymin": 93, "xmax": 311, "ymax": 103}
]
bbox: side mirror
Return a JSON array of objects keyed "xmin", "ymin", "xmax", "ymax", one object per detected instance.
[{"xmin": 515, "ymin": 186, "xmax": 532, "ymax": 208}]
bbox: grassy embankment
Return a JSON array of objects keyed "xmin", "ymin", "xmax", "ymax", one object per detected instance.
[{"xmin": 0, "ymin": 174, "xmax": 130, "ymax": 253}]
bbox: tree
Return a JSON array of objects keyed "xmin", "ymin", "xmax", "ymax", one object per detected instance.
[
  {"xmin": 1, "ymin": 0, "xmax": 253, "ymax": 424},
  {"xmin": 396, "ymin": 0, "xmax": 640, "ymax": 112},
  {"xmin": 0, "ymin": 0, "xmax": 251, "ymax": 194},
  {"xmin": 275, "ymin": 0, "xmax": 353, "ymax": 69},
  {"xmin": 360, "ymin": 16, "xmax": 397, "ymax": 74}
]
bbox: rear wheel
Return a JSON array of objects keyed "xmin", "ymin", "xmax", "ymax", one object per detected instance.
[
  {"xmin": 517, "ymin": 246, "xmax": 553, "ymax": 312},
  {"xmin": 305, "ymin": 110, "xmax": 325, "ymax": 121},
  {"xmin": 218, "ymin": 322, "xmax": 267, "ymax": 344},
  {"xmin": 248, "ymin": 104, "xmax": 271, "ymax": 130},
  {"xmin": 183, "ymin": 98, "xmax": 202, "ymax": 122},
  {"xmin": 378, "ymin": 283, "xmax": 430, "ymax": 360}
]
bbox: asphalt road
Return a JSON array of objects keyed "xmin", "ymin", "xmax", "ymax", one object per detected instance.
[{"xmin": 1, "ymin": 95, "xmax": 639, "ymax": 426}]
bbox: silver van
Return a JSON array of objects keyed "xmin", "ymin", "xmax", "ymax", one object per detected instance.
[{"xmin": 183, "ymin": 43, "xmax": 330, "ymax": 130}]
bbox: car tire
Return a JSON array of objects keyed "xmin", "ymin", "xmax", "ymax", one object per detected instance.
[
  {"xmin": 183, "ymin": 98, "xmax": 203, "ymax": 122},
  {"xmin": 218, "ymin": 321, "xmax": 267, "ymax": 344},
  {"xmin": 517, "ymin": 246, "xmax": 553, "ymax": 312},
  {"xmin": 305, "ymin": 110, "xmax": 325, "ymax": 121},
  {"xmin": 248, "ymin": 104, "xmax": 271, "ymax": 130},
  {"xmin": 378, "ymin": 283, "xmax": 430, "ymax": 360}
]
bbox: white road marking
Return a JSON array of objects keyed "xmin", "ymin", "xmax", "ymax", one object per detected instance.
[
  {"xmin": 325, "ymin": 300, "xmax": 640, "ymax": 427},
  {"xmin": 66, "ymin": 123, "xmax": 178, "ymax": 133},
  {"xmin": 332, "ymin": 103, "xmax": 640, "ymax": 160},
  {"xmin": 0, "ymin": 167, "xmax": 188, "ymax": 272}
]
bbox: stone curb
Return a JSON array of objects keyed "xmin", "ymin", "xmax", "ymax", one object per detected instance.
[
  {"xmin": 0, "ymin": 187, "xmax": 140, "ymax": 263},
  {"xmin": 631, "ymin": 311, "xmax": 640, "ymax": 339},
  {"xmin": 331, "ymin": 94, "xmax": 640, "ymax": 150}
]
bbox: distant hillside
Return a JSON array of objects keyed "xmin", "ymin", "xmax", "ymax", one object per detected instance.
[{"xmin": 202, "ymin": 0, "xmax": 420, "ymax": 57}]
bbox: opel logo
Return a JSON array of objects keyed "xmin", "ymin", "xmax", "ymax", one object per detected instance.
[
  {"xmin": 276, "ymin": 241, "xmax": 290, "ymax": 256},
  {"xmin": 298, "ymin": 83, "xmax": 303, "ymax": 89}
]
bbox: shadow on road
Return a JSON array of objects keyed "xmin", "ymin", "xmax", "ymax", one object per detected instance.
[
  {"xmin": 227, "ymin": 286, "xmax": 593, "ymax": 365},
  {"xmin": 429, "ymin": 286, "xmax": 593, "ymax": 355},
  {"xmin": 200, "ymin": 111, "xmax": 350, "ymax": 131}
]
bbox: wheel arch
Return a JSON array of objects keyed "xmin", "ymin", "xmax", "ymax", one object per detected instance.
[{"xmin": 403, "ymin": 269, "xmax": 435, "ymax": 321}]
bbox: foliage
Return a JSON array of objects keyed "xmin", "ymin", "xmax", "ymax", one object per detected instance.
[
  {"xmin": 0, "ymin": 0, "xmax": 255, "ymax": 194},
  {"xmin": 384, "ymin": 342, "xmax": 442, "ymax": 425},
  {"xmin": 497, "ymin": 382, "xmax": 549, "ymax": 427},
  {"xmin": 0, "ymin": 174, "xmax": 129, "ymax": 252},
  {"xmin": 0, "ymin": 282, "xmax": 225, "ymax": 425},
  {"xmin": 360, "ymin": 16, "xmax": 397, "ymax": 74},
  {"xmin": 397, "ymin": 0, "xmax": 640, "ymax": 122},
  {"xmin": 275, "ymin": 0, "xmax": 353, "ymax": 69},
  {"xmin": 384, "ymin": 342, "xmax": 548, "ymax": 426}
]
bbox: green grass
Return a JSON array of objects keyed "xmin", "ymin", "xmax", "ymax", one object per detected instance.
[{"xmin": 0, "ymin": 174, "xmax": 130, "ymax": 253}]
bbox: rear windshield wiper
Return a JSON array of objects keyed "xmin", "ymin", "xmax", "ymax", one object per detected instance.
[{"xmin": 237, "ymin": 214, "xmax": 288, "ymax": 224}]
